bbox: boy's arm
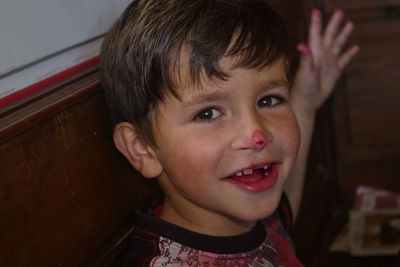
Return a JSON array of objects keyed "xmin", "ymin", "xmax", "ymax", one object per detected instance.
[{"xmin": 285, "ymin": 9, "xmax": 359, "ymax": 221}]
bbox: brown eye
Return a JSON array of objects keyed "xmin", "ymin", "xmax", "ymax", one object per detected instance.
[
  {"xmin": 257, "ymin": 95, "xmax": 284, "ymax": 108},
  {"xmin": 194, "ymin": 107, "xmax": 221, "ymax": 121}
]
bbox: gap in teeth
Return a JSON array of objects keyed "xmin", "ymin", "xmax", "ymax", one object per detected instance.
[{"xmin": 235, "ymin": 165, "xmax": 270, "ymax": 177}]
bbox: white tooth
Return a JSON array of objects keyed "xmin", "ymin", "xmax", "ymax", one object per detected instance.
[
  {"xmin": 264, "ymin": 165, "xmax": 270, "ymax": 170},
  {"xmin": 236, "ymin": 171, "xmax": 243, "ymax": 176},
  {"xmin": 243, "ymin": 169, "xmax": 253, "ymax": 175}
]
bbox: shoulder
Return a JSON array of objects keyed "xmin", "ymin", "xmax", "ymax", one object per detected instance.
[
  {"xmin": 259, "ymin": 193, "xmax": 303, "ymax": 266},
  {"xmin": 109, "ymin": 211, "xmax": 163, "ymax": 267},
  {"xmin": 112, "ymin": 232, "xmax": 159, "ymax": 267},
  {"xmin": 261, "ymin": 212, "xmax": 301, "ymax": 266},
  {"xmin": 262, "ymin": 192, "xmax": 294, "ymax": 246}
]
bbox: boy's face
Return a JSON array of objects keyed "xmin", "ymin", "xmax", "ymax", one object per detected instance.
[{"xmin": 152, "ymin": 57, "xmax": 300, "ymax": 235}]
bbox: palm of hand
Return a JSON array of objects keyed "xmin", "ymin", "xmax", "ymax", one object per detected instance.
[{"xmin": 292, "ymin": 9, "xmax": 359, "ymax": 111}]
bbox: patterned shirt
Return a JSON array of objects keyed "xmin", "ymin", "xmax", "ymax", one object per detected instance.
[{"xmin": 111, "ymin": 194, "xmax": 303, "ymax": 267}]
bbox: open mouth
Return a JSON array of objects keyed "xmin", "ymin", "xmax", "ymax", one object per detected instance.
[
  {"xmin": 223, "ymin": 162, "xmax": 280, "ymax": 193},
  {"xmin": 231, "ymin": 164, "xmax": 272, "ymax": 180}
]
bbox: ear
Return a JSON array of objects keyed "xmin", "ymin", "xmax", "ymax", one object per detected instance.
[{"xmin": 113, "ymin": 122, "xmax": 163, "ymax": 178}]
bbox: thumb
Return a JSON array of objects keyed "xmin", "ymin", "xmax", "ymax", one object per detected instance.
[{"xmin": 297, "ymin": 43, "xmax": 316, "ymax": 74}]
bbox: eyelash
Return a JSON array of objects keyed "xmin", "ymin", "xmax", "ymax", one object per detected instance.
[
  {"xmin": 193, "ymin": 107, "xmax": 222, "ymax": 122},
  {"xmin": 193, "ymin": 95, "xmax": 286, "ymax": 122},
  {"xmin": 257, "ymin": 95, "xmax": 286, "ymax": 108}
]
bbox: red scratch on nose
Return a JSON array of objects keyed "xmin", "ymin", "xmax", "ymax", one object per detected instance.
[{"xmin": 251, "ymin": 130, "xmax": 267, "ymax": 148}]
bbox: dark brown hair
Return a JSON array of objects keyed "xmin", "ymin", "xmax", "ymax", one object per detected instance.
[{"xmin": 100, "ymin": 0, "xmax": 289, "ymax": 145}]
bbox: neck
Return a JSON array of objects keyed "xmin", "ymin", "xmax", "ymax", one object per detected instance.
[{"xmin": 159, "ymin": 197, "xmax": 256, "ymax": 237}]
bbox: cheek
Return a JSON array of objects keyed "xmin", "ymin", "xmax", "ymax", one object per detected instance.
[
  {"xmin": 159, "ymin": 130, "xmax": 228, "ymax": 200},
  {"xmin": 168, "ymin": 129, "xmax": 227, "ymax": 175},
  {"xmin": 275, "ymin": 113, "xmax": 301, "ymax": 157}
]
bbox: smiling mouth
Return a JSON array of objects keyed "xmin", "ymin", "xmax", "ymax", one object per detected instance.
[
  {"xmin": 232, "ymin": 165, "xmax": 272, "ymax": 180},
  {"xmin": 223, "ymin": 162, "xmax": 280, "ymax": 192}
]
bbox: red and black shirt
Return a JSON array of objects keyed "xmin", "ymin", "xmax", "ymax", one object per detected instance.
[{"xmin": 112, "ymin": 193, "xmax": 302, "ymax": 267}]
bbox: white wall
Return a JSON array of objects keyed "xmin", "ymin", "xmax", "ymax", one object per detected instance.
[{"xmin": 0, "ymin": 0, "xmax": 132, "ymax": 99}]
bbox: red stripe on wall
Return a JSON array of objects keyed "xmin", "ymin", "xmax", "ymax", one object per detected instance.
[{"xmin": 0, "ymin": 56, "xmax": 100, "ymax": 109}]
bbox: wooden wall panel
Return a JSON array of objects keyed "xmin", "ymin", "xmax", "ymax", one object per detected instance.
[
  {"xmin": 329, "ymin": 2, "xmax": 400, "ymax": 205},
  {"xmin": 324, "ymin": 0, "xmax": 400, "ymax": 11},
  {"xmin": 0, "ymin": 70, "xmax": 160, "ymax": 266},
  {"xmin": 269, "ymin": 0, "xmax": 310, "ymax": 75}
]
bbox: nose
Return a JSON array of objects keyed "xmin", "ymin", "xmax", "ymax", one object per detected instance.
[
  {"xmin": 231, "ymin": 113, "xmax": 270, "ymax": 151},
  {"xmin": 249, "ymin": 130, "xmax": 267, "ymax": 150}
]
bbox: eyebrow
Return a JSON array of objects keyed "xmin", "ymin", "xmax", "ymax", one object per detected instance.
[
  {"xmin": 182, "ymin": 79, "xmax": 289, "ymax": 108},
  {"xmin": 266, "ymin": 79, "xmax": 289, "ymax": 90},
  {"xmin": 182, "ymin": 92, "xmax": 228, "ymax": 108}
]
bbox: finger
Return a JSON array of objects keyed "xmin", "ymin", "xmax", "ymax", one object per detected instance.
[
  {"xmin": 309, "ymin": 9, "xmax": 322, "ymax": 61},
  {"xmin": 338, "ymin": 45, "xmax": 360, "ymax": 69},
  {"xmin": 297, "ymin": 43, "xmax": 317, "ymax": 75},
  {"xmin": 323, "ymin": 9, "xmax": 344, "ymax": 47},
  {"xmin": 332, "ymin": 21, "xmax": 355, "ymax": 55}
]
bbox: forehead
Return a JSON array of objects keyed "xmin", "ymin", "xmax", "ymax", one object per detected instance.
[{"xmin": 172, "ymin": 55, "xmax": 288, "ymax": 100}]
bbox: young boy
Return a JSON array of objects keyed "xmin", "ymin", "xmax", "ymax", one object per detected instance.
[{"xmin": 100, "ymin": 0, "xmax": 358, "ymax": 266}]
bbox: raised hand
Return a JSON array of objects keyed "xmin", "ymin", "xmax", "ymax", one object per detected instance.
[
  {"xmin": 285, "ymin": 9, "xmax": 359, "ymax": 220},
  {"xmin": 291, "ymin": 9, "xmax": 359, "ymax": 111}
]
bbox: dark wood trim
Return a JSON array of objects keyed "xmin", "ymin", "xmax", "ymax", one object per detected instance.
[
  {"xmin": 0, "ymin": 66, "xmax": 101, "ymax": 145},
  {"xmin": 0, "ymin": 64, "xmax": 161, "ymax": 266}
]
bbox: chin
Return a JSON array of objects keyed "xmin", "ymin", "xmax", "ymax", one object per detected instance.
[{"xmin": 234, "ymin": 205, "xmax": 278, "ymax": 223}]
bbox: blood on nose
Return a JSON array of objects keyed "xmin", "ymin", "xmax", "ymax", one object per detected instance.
[{"xmin": 250, "ymin": 130, "xmax": 267, "ymax": 149}]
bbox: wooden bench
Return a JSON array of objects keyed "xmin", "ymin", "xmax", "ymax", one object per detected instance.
[{"xmin": 0, "ymin": 67, "xmax": 161, "ymax": 266}]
